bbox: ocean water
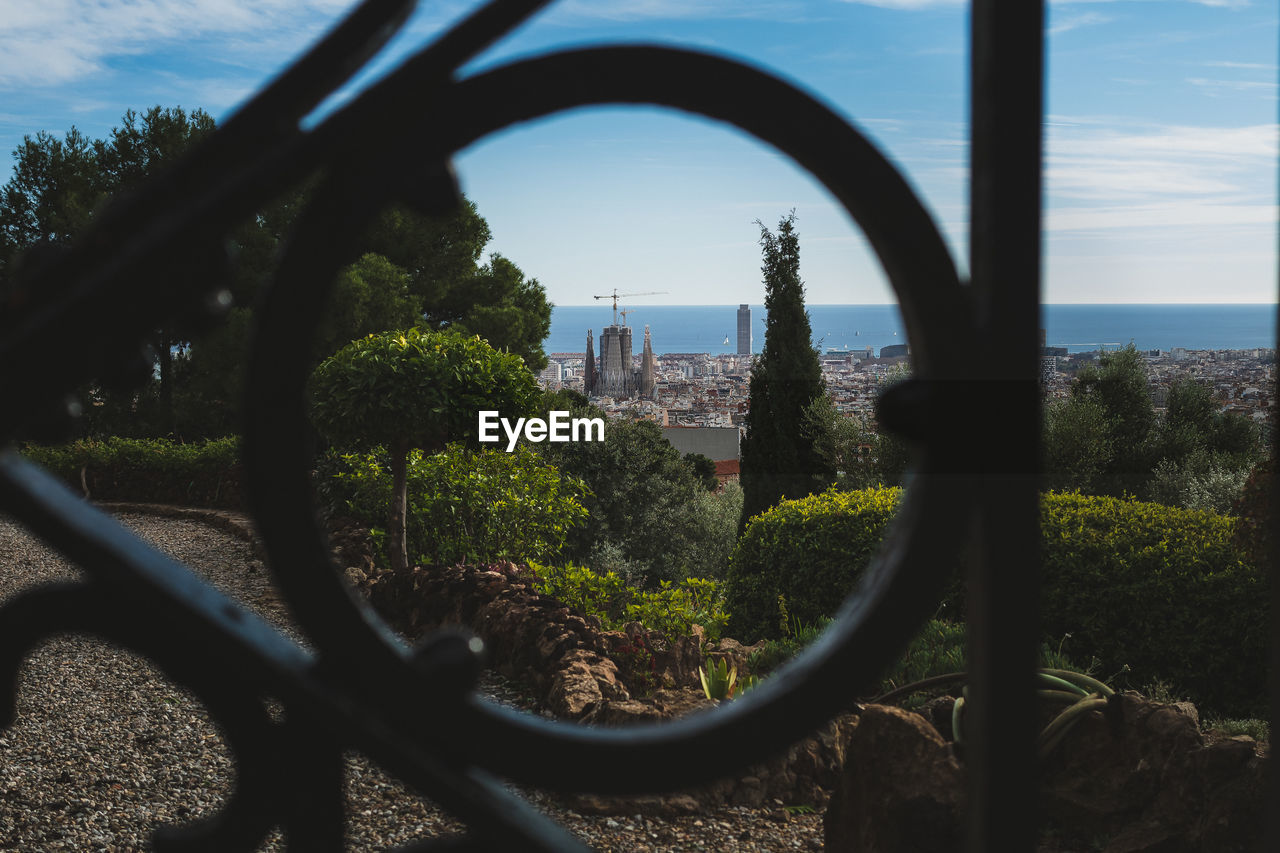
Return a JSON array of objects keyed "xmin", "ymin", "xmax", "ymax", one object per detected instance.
[{"xmin": 546, "ymin": 304, "xmax": 1278, "ymax": 357}]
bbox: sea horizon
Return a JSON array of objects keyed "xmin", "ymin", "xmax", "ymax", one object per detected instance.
[{"xmin": 546, "ymin": 303, "xmax": 1278, "ymax": 357}]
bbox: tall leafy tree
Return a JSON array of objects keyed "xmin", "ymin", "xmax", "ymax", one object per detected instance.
[
  {"xmin": 2, "ymin": 107, "xmax": 554, "ymax": 438},
  {"xmin": 0, "ymin": 107, "xmax": 217, "ymax": 435},
  {"xmin": 309, "ymin": 327, "xmax": 539, "ymax": 575},
  {"xmin": 362, "ymin": 202, "xmax": 552, "ymax": 370},
  {"xmin": 534, "ymin": 393, "xmax": 730, "ymax": 583},
  {"xmin": 739, "ymin": 212, "xmax": 834, "ymax": 528},
  {"xmin": 1069, "ymin": 345, "xmax": 1156, "ymax": 496},
  {"xmin": 1044, "ymin": 351, "xmax": 1262, "ymax": 503}
]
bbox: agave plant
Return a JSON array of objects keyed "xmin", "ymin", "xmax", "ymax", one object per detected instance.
[{"xmin": 699, "ymin": 657, "xmax": 737, "ymax": 701}]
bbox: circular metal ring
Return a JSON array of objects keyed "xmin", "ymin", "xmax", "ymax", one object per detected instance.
[{"xmin": 245, "ymin": 44, "xmax": 977, "ymax": 792}]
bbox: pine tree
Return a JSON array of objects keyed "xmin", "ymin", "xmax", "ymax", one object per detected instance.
[{"xmin": 739, "ymin": 212, "xmax": 835, "ymax": 529}]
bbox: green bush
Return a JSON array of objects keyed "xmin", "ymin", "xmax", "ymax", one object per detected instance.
[
  {"xmin": 1040, "ymin": 491, "xmax": 1266, "ymax": 716},
  {"xmin": 531, "ymin": 561, "xmax": 729, "ymax": 644},
  {"xmin": 723, "ymin": 485, "xmax": 1266, "ymax": 716},
  {"xmin": 20, "ymin": 436, "xmax": 243, "ymax": 508},
  {"xmin": 724, "ymin": 486, "xmax": 905, "ymax": 643},
  {"xmin": 321, "ymin": 443, "xmax": 588, "ymax": 567}
]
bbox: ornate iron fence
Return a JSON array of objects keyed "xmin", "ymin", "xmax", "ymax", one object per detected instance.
[{"xmin": 0, "ymin": 0, "xmax": 1274, "ymax": 850}]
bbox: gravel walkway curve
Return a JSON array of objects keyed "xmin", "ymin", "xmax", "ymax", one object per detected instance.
[{"xmin": 0, "ymin": 510, "xmax": 825, "ymax": 851}]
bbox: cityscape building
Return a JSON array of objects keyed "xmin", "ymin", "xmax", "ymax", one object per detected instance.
[
  {"xmin": 583, "ymin": 329, "xmax": 597, "ymax": 395},
  {"xmin": 736, "ymin": 304, "xmax": 752, "ymax": 354},
  {"xmin": 597, "ymin": 324, "xmax": 633, "ymax": 397},
  {"xmin": 641, "ymin": 325, "xmax": 656, "ymax": 398}
]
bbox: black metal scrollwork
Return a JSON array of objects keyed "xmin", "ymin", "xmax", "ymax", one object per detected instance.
[{"xmin": 0, "ymin": 0, "xmax": 1066, "ymax": 849}]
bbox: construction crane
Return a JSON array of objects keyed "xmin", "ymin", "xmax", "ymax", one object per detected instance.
[{"xmin": 593, "ymin": 289, "xmax": 667, "ymax": 326}]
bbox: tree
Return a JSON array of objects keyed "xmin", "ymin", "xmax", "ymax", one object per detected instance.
[
  {"xmin": 316, "ymin": 253, "xmax": 420, "ymax": 360},
  {"xmin": 2, "ymin": 108, "xmax": 554, "ymax": 439},
  {"xmin": 1069, "ymin": 345, "xmax": 1156, "ymax": 496},
  {"xmin": 535, "ymin": 399, "xmax": 729, "ymax": 584},
  {"xmin": 804, "ymin": 393, "xmax": 910, "ymax": 491},
  {"xmin": 1042, "ymin": 395, "xmax": 1114, "ymax": 494},
  {"xmin": 0, "ymin": 127, "xmax": 102, "ymax": 283},
  {"xmin": 1, "ymin": 107, "xmax": 219, "ymax": 435},
  {"xmin": 739, "ymin": 212, "xmax": 834, "ymax": 528},
  {"xmin": 684, "ymin": 452, "xmax": 719, "ymax": 491},
  {"xmin": 362, "ymin": 202, "xmax": 553, "ymax": 370},
  {"xmin": 309, "ymin": 327, "xmax": 539, "ymax": 575}
]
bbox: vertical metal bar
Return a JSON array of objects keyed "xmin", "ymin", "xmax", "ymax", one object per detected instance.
[
  {"xmin": 967, "ymin": 1, "xmax": 1045, "ymax": 850},
  {"xmin": 282, "ymin": 713, "xmax": 346, "ymax": 853},
  {"xmin": 1268, "ymin": 119, "xmax": 1280, "ymax": 853}
]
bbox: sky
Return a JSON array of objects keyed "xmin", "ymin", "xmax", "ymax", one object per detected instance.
[{"xmin": 1, "ymin": 0, "xmax": 1276, "ymax": 306}]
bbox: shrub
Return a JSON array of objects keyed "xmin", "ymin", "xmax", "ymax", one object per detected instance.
[
  {"xmin": 321, "ymin": 443, "xmax": 588, "ymax": 567},
  {"xmin": 309, "ymin": 327, "xmax": 540, "ymax": 574},
  {"xmin": 722, "ymin": 485, "xmax": 1266, "ymax": 717},
  {"xmin": 1040, "ymin": 492, "xmax": 1266, "ymax": 716},
  {"xmin": 724, "ymin": 486, "xmax": 905, "ymax": 643},
  {"xmin": 20, "ymin": 436, "xmax": 243, "ymax": 508},
  {"xmin": 531, "ymin": 561, "xmax": 729, "ymax": 644}
]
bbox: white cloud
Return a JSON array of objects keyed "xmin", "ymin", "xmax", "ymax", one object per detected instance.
[
  {"xmin": 549, "ymin": 0, "xmax": 804, "ymax": 22},
  {"xmin": 1187, "ymin": 77, "xmax": 1280, "ymax": 96},
  {"xmin": 1049, "ymin": 12, "xmax": 1112, "ymax": 36},
  {"xmin": 1203, "ymin": 60, "xmax": 1277, "ymax": 71},
  {"xmin": 1045, "ymin": 121, "xmax": 1278, "ymax": 235},
  {"xmin": 0, "ymin": 0, "xmax": 348, "ymax": 87},
  {"xmin": 1046, "ymin": 202, "xmax": 1276, "ymax": 231},
  {"xmin": 836, "ymin": 0, "xmax": 962, "ymax": 8}
]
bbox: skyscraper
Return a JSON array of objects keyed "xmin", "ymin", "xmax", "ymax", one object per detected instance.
[{"xmin": 736, "ymin": 304, "xmax": 752, "ymax": 354}]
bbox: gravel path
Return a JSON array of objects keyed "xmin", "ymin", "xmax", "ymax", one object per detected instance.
[{"xmin": 0, "ymin": 510, "xmax": 825, "ymax": 851}]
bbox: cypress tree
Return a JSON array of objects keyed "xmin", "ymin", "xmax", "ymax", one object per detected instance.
[{"xmin": 739, "ymin": 212, "xmax": 835, "ymax": 529}]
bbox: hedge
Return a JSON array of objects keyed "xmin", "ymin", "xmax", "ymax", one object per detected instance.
[
  {"xmin": 724, "ymin": 487, "xmax": 1267, "ymax": 716},
  {"xmin": 1040, "ymin": 492, "xmax": 1266, "ymax": 716},
  {"xmin": 724, "ymin": 486, "xmax": 905, "ymax": 643},
  {"xmin": 19, "ymin": 437, "xmax": 244, "ymax": 509}
]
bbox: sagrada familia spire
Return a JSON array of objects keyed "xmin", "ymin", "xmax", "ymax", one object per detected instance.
[
  {"xmin": 641, "ymin": 325, "xmax": 655, "ymax": 398},
  {"xmin": 584, "ymin": 329, "xmax": 597, "ymax": 395},
  {"xmin": 583, "ymin": 321, "xmax": 656, "ymax": 400}
]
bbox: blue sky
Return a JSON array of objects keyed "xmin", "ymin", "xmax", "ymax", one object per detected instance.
[{"xmin": 1, "ymin": 0, "xmax": 1275, "ymax": 305}]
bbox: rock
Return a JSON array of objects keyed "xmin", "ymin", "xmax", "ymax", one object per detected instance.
[
  {"xmin": 707, "ymin": 637, "xmax": 761, "ymax": 673},
  {"xmin": 647, "ymin": 630, "xmax": 702, "ymax": 689},
  {"xmin": 823, "ymin": 705, "xmax": 964, "ymax": 853},
  {"xmin": 917, "ymin": 694, "xmax": 957, "ymax": 738},
  {"xmin": 547, "ymin": 660, "xmax": 604, "ymax": 719},
  {"xmin": 589, "ymin": 699, "xmax": 665, "ymax": 726}
]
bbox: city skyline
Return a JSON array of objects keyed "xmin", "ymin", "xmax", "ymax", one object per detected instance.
[{"xmin": 2, "ymin": 1, "xmax": 1275, "ymax": 305}]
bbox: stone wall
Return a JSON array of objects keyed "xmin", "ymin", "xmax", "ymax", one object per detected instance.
[
  {"xmin": 823, "ymin": 694, "xmax": 1267, "ymax": 852},
  {"xmin": 337, "ymin": 529, "xmax": 859, "ymax": 810}
]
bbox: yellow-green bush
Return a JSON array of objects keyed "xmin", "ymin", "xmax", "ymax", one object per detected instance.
[
  {"xmin": 532, "ymin": 561, "xmax": 729, "ymax": 644},
  {"xmin": 320, "ymin": 443, "xmax": 588, "ymax": 568},
  {"xmin": 1040, "ymin": 492, "xmax": 1266, "ymax": 716},
  {"xmin": 20, "ymin": 437, "xmax": 243, "ymax": 508},
  {"xmin": 724, "ymin": 486, "xmax": 904, "ymax": 643}
]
